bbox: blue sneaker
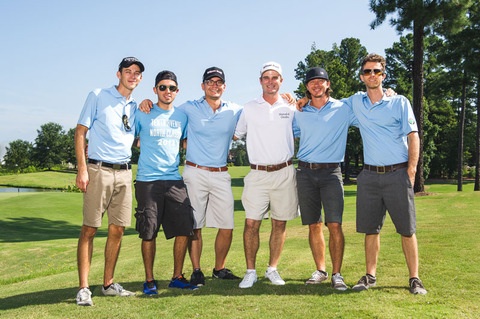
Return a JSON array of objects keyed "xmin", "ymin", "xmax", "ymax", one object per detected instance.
[
  {"xmin": 169, "ymin": 275, "xmax": 199, "ymax": 290},
  {"xmin": 143, "ymin": 280, "xmax": 158, "ymax": 295}
]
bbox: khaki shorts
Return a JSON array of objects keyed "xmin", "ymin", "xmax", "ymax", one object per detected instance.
[
  {"xmin": 182, "ymin": 165, "xmax": 234, "ymax": 229},
  {"xmin": 242, "ymin": 165, "xmax": 299, "ymax": 221},
  {"xmin": 83, "ymin": 163, "xmax": 132, "ymax": 228}
]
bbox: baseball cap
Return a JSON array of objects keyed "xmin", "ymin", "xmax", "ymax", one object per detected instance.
[
  {"xmin": 155, "ymin": 70, "xmax": 178, "ymax": 86},
  {"xmin": 118, "ymin": 57, "xmax": 145, "ymax": 72},
  {"xmin": 260, "ymin": 61, "xmax": 282, "ymax": 76},
  {"xmin": 305, "ymin": 67, "xmax": 329, "ymax": 84},
  {"xmin": 203, "ymin": 67, "xmax": 225, "ymax": 82}
]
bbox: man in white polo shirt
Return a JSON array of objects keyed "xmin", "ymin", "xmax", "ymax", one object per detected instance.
[{"xmin": 235, "ymin": 61, "xmax": 299, "ymax": 288}]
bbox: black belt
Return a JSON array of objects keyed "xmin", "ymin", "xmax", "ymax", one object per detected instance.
[
  {"xmin": 250, "ymin": 160, "xmax": 293, "ymax": 172},
  {"xmin": 88, "ymin": 159, "xmax": 131, "ymax": 170},
  {"xmin": 185, "ymin": 161, "xmax": 228, "ymax": 172},
  {"xmin": 363, "ymin": 162, "xmax": 408, "ymax": 174},
  {"xmin": 298, "ymin": 161, "xmax": 339, "ymax": 170}
]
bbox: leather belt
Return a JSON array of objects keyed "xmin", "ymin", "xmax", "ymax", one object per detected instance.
[
  {"xmin": 298, "ymin": 161, "xmax": 339, "ymax": 170},
  {"xmin": 363, "ymin": 162, "xmax": 408, "ymax": 174},
  {"xmin": 186, "ymin": 161, "xmax": 228, "ymax": 172},
  {"xmin": 250, "ymin": 160, "xmax": 292, "ymax": 172},
  {"xmin": 88, "ymin": 159, "xmax": 131, "ymax": 170}
]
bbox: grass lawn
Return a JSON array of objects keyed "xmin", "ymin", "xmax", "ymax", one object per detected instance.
[{"xmin": 0, "ymin": 168, "xmax": 479, "ymax": 318}]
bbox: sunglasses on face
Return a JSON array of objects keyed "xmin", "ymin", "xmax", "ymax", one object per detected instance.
[
  {"xmin": 122, "ymin": 114, "xmax": 131, "ymax": 132},
  {"xmin": 157, "ymin": 85, "xmax": 178, "ymax": 92},
  {"xmin": 362, "ymin": 69, "xmax": 384, "ymax": 76},
  {"xmin": 204, "ymin": 79, "xmax": 225, "ymax": 86}
]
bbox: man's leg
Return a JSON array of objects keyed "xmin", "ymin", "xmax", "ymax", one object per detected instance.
[
  {"xmin": 308, "ymin": 222, "xmax": 326, "ymax": 271},
  {"xmin": 243, "ymin": 219, "xmax": 262, "ymax": 269},
  {"xmin": 214, "ymin": 229, "xmax": 233, "ymax": 270},
  {"xmin": 401, "ymin": 234, "xmax": 419, "ymax": 278},
  {"xmin": 103, "ymin": 223, "xmax": 125, "ymax": 286},
  {"xmin": 327, "ymin": 222, "xmax": 344, "ymax": 274},
  {"xmin": 268, "ymin": 219, "xmax": 287, "ymax": 268},
  {"xmin": 188, "ymin": 228, "xmax": 203, "ymax": 270},
  {"xmin": 77, "ymin": 225, "xmax": 97, "ymax": 288},
  {"xmin": 365, "ymin": 233, "xmax": 380, "ymax": 276},
  {"xmin": 173, "ymin": 236, "xmax": 189, "ymax": 278},
  {"xmin": 142, "ymin": 239, "xmax": 156, "ymax": 281}
]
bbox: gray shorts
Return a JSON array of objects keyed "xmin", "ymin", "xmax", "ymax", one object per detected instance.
[
  {"xmin": 182, "ymin": 166, "xmax": 235, "ymax": 229},
  {"xmin": 296, "ymin": 166, "xmax": 344, "ymax": 225},
  {"xmin": 356, "ymin": 168, "xmax": 416, "ymax": 236},
  {"xmin": 134, "ymin": 180, "xmax": 194, "ymax": 240}
]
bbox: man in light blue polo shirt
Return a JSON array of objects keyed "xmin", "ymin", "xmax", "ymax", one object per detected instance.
[
  {"xmin": 134, "ymin": 70, "xmax": 197, "ymax": 293},
  {"xmin": 293, "ymin": 67, "xmax": 355, "ymax": 291},
  {"xmin": 346, "ymin": 53, "xmax": 427, "ymax": 295},
  {"xmin": 179, "ymin": 67, "xmax": 243, "ymax": 285},
  {"xmin": 75, "ymin": 57, "xmax": 144, "ymax": 306}
]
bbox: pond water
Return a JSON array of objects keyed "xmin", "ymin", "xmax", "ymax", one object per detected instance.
[{"xmin": 0, "ymin": 187, "xmax": 60, "ymax": 193}]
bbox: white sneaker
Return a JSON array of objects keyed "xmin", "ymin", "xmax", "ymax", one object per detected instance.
[
  {"xmin": 101, "ymin": 283, "xmax": 135, "ymax": 297},
  {"xmin": 239, "ymin": 271, "xmax": 257, "ymax": 288},
  {"xmin": 265, "ymin": 269, "xmax": 285, "ymax": 285},
  {"xmin": 76, "ymin": 287, "xmax": 93, "ymax": 306},
  {"xmin": 305, "ymin": 270, "xmax": 328, "ymax": 285},
  {"xmin": 331, "ymin": 273, "xmax": 348, "ymax": 291}
]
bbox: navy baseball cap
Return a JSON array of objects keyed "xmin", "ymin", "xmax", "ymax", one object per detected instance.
[
  {"xmin": 203, "ymin": 67, "xmax": 225, "ymax": 82},
  {"xmin": 155, "ymin": 70, "xmax": 178, "ymax": 86},
  {"xmin": 118, "ymin": 57, "xmax": 145, "ymax": 72},
  {"xmin": 305, "ymin": 67, "xmax": 329, "ymax": 84}
]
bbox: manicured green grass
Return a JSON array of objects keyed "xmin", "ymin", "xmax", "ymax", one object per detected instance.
[{"xmin": 0, "ymin": 168, "xmax": 479, "ymax": 318}]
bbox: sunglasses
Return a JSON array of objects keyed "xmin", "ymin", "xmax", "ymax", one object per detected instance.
[
  {"xmin": 204, "ymin": 79, "xmax": 225, "ymax": 86},
  {"xmin": 362, "ymin": 69, "xmax": 384, "ymax": 76},
  {"xmin": 122, "ymin": 114, "xmax": 131, "ymax": 132},
  {"xmin": 157, "ymin": 85, "xmax": 178, "ymax": 91}
]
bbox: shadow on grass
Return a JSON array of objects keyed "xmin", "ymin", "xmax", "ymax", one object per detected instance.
[
  {"xmin": 0, "ymin": 280, "xmax": 408, "ymax": 310},
  {"xmin": 0, "ymin": 217, "xmax": 138, "ymax": 243}
]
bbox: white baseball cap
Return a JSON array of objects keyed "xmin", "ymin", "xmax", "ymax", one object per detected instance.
[{"xmin": 260, "ymin": 61, "xmax": 282, "ymax": 76}]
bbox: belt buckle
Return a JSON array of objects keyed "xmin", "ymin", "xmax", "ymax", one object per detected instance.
[
  {"xmin": 376, "ymin": 166, "xmax": 386, "ymax": 174},
  {"xmin": 112, "ymin": 164, "xmax": 121, "ymax": 170},
  {"xmin": 266, "ymin": 165, "xmax": 274, "ymax": 172}
]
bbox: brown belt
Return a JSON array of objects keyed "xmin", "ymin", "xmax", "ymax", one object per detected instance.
[
  {"xmin": 363, "ymin": 162, "xmax": 408, "ymax": 174},
  {"xmin": 185, "ymin": 161, "xmax": 228, "ymax": 172},
  {"xmin": 298, "ymin": 161, "xmax": 339, "ymax": 170},
  {"xmin": 250, "ymin": 160, "xmax": 292, "ymax": 172}
]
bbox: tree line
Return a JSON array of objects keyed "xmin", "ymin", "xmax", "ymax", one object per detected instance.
[{"xmin": 2, "ymin": 1, "xmax": 479, "ymax": 192}]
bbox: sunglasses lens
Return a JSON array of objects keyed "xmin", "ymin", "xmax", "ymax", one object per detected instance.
[
  {"xmin": 158, "ymin": 85, "xmax": 177, "ymax": 91},
  {"xmin": 363, "ymin": 69, "xmax": 383, "ymax": 76}
]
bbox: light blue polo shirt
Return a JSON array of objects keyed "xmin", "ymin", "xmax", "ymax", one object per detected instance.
[
  {"xmin": 77, "ymin": 85, "xmax": 136, "ymax": 163},
  {"xmin": 344, "ymin": 92, "xmax": 418, "ymax": 166},
  {"xmin": 135, "ymin": 105, "xmax": 187, "ymax": 181},
  {"xmin": 178, "ymin": 97, "xmax": 243, "ymax": 167},
  {"xmin": 293, "ymin": 98, "xmax": 355, "ymax": 163}
]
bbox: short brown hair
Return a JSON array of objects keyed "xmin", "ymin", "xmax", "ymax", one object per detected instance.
[{"xmin": 361, "ymin": 53, "xmax": 386, "ymax": 72}]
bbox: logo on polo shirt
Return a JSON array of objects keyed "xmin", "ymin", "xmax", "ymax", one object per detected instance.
[{"xmin": 408, "ymin": 117, "xmax": 416, "ymax": 125}]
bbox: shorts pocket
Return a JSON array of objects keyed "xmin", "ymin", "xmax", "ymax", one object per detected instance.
[{"xmin": 134, "ymin": 207, "xmax": 147, "ymax": 237}]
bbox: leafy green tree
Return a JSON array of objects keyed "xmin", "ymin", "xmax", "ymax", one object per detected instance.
[
  {"xmin": 369, "ymin": 0, "xmax": 472, "ymax": 192},
  {"xmin": 3, "ymin": 139, "xmax": 33, "ymax": 171},
  {"xmin": 33, "ymin": 122, "xmax": 67, "ymax": 169},
  {"xmin": 65, "ymin": 128, "xmax": 77, "ymax": 168}
]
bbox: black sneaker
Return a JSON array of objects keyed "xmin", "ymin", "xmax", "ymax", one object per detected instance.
[
  {"xmin": 212, "ymin": 268, "xmax": 240, "ymax": 280},
  {"xmin": 409, "ymin": 277, "xmax": 427, "ymax": 295},
  {"xmin": 190, "ymin": 269, "xmax": 205, "ymax": 286},
  {"xmin": 352, "ymin": 274, "xmax": 377, "ymax": 291}
]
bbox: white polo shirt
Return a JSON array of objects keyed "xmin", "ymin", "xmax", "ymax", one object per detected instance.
[{"xmin": 235, "ymin": 96, "xmax": 295, "ymax": 165}]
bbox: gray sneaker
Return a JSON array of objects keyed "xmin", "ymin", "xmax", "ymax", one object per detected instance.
[
  {"xmin": 101, "ymin": 283, "xmax": 135, "ymax": 297},
  {"xmin": 352, "ymin": 274, "xmax": 376, "ymax": 291},
  {"xmin": 409, "ymin": 277, "xmax": 427, "ymax": 295},
  {"xmin": 305, "ymin": 270, "xmax": 328, "ymax": 285},
  {"xmin": 331, "ymin": 273, "xmax": 348, "ymax": 291},
  {"xmin": 76, "ymin": 287, "xmax": 93, "ymax": 306}
]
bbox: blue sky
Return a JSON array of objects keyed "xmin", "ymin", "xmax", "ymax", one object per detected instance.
[{"xmin": 0, "ymin": 0, "xmax": 401, "ymax": 159}]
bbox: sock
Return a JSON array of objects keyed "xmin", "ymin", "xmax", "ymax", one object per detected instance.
[
  {"xmin": 246, "ymin": 269, "xmax": 256, "ymax": 274},
  {"xmin": 267, "ymin": 266, "xmax": 277, "ymax": 273}
]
